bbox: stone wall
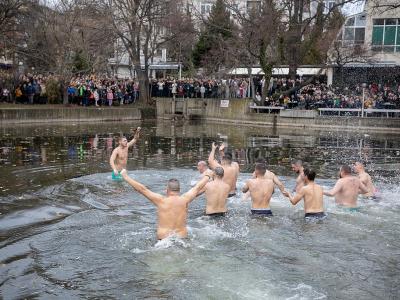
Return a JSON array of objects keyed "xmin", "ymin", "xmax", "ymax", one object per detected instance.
[
  {"xmin": 155, "ymin": 98, "xmax": 400, "ymax": 132},
  {"xmin": 0, "ymin": 106, "xmax": 142, "ymax": 124}
]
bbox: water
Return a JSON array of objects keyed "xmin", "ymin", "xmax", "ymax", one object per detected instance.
[{"xmin": 0, "ymin": 120, "xmax": 399, "ymax": 299}]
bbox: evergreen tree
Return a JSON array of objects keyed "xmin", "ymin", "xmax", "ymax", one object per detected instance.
[{"xmin": 192, "ymin": 0, "xmax": 235, "ymax": 70}]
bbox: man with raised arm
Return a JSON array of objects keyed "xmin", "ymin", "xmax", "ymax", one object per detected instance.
[
  {"xmin": 208, "ymin": 142, "xmax": 239, "ymax": 197},
  {"xmin": 323, "ymin": 165, "xmax": 369, "ymax": 209},
  {"xmin": 109, "ymin": 127, "xmax": 141, "ymax": 181},
  {"xmin": 254, "ymin": 158, "xmax": 289, "ymax": 196},
  {"xmin": 285, "ymin": 168, "xmax": 325, "ymax": 219},
  {"xmin": 354, "ymin": 162, "xmax": 377, "ymax": 198},
  {"xmin": 120, "ymin": 168, "xmax": 213, "ymax": 240},
  {"xmin": 291, "ymin": 160, "xmax": 305, "ymax": 193},
  {"xmin": 242, "ymin": 163, "xmax": 275, "ymax": 216}
]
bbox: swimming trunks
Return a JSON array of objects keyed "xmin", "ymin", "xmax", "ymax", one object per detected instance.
[
  {"xmin": 112, "ymin": 171, "xmax": 123, "ymax": 181},
  {"xmin": 228, "ymin": 193, "xmax": 236, "ymax": 198},
  {"xmin": 304, "ymin": 212, "xmax": 326, "ymax": 219},
  {"xmin": 206, "ymin": 212, "xmax": 226, "ymax": 218},
  {"xmin": 251, "ymin": 209, "xmax": 273, "ymax": 216}
]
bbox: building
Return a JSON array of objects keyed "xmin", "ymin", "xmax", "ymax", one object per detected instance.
[{"xmin": 328, "ymin": 0, "xmax": 400, "ymax": 85}]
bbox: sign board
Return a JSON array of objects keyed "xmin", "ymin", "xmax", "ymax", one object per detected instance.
[{"xmin": 220, "ymin": 100, "xmax": 230, "ymax": 108}]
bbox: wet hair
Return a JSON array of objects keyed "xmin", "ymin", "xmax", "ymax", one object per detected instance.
[
  {"xmin": 291, "ymin": 159, "xmax": 303, "ymax": 166},
  {"xmin": 303, "ymin": 168, "xmax": 316, "ymax": 181},
  {"xmin": 255, "ymin": 158, "xmax": 266, "ymax": 164},
  {"xmin": 341, "ymin": 165, "xmax": 352, "ymax": 175},
  {"xmin": 223, "ymin": 153, "xmax": 233, "ymax": 163},
  {"xmin": 255, "ymin": 163, "xmax": 266, "ymax": 175},
  {"xmin": 214, "ymin": 166, "xmax": 224, "ymax": 178},
  {"xmin": 167, "ymin": 179, "xmax": 180, "ymax": 192},
  {"xmin": 119, "ymin": 136, "xmax": 127, "ymax": 142}
]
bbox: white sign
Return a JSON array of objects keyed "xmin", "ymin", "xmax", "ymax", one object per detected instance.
[{"xmin": 220, "ymin": 100, "xmax": 230, "ymax": 108}]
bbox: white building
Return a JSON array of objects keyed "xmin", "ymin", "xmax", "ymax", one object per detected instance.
[{"xmin": 328, "ymin": 0, "xmax": 400, "ymax": 84}]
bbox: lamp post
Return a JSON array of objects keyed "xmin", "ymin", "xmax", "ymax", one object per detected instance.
[{"xmin": 361, "ymin": 83, "xmax": 367, "ymax": 118}]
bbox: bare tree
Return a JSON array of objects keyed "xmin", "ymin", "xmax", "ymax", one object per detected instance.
[
  {"xmin": 16, "ymin": 0, "xmax": 114, "ymax": 103},
  {"xmin": 96, "ymin": 0, "xmax": 188, "ymax": 104}
]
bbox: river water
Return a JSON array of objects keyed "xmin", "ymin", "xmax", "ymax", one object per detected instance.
[{"xmin": 0, "ymin": 120, "xmax": 399, "ymax": 299}]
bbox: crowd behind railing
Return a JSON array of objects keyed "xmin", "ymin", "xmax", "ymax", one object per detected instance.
[{"xmin": 1, "ymin": 74, "xmax": 399, "ymax": 110}]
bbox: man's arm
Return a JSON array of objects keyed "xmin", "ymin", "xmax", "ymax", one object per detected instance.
[
  {"xmin": 208, "ymin": 142, "xmax": 221, "ymax": 170},
  {"xmin": 288, "ymin": 188, "xmax": 305, "ymax": 205},
  {"xmin": 182, "ymin": 172, "xmax": 212, "ymax": 204},
  {"xmin": 272, "ymin": 174, "xmax": 287, "ymax": 195},
  {"xmin": 120, "ymin": 169, "xmax": 163, "ymax": 206},
  {"xmin": 323, "ymin": 180, "xmax": 342, "ymax": 197},
  {"xmin": 127, "ymin": 127, "xmax": 141, "ymax": 147},
  {"xmin": 109, "ymin": 148, "xmax": 118, "ymax": 175},
  {"xmin": 242, "ymin": 181, "xmax": 249, "ymax": 193},
  {"xmin": 358, "ymin": 180, "xmax": 369, "ymax": 194}
]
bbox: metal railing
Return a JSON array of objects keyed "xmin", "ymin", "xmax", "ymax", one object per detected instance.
[{"xmin": 318, "ymin": 108, "xmax": 400, "ymax": 118}]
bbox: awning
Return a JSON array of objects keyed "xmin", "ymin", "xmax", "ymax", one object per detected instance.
[{"xmin": 228, "ymin": 67, "xmax": 326, "ymax": 76}]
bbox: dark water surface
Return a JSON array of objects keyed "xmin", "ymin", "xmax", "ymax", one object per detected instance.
[{"xmin": 0, "ymin": 120, "xmax": 399, "ymax": 299}]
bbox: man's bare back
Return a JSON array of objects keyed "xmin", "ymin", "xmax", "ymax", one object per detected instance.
[
  {"xmin": 243, "ymin": 163, "xmax": 275, "ymax": 216},
  {"xmin": 324, "ymin": 166, "xmax": 369, "ymax": 208},
  {"xmin": 245, "ymin": 178, "xmax": 275, "ymax": 209},
  {"xmin": 121, "ymin": 169, "xmax": 212, "ymax": 240},
  {"xmin": 208, "ymin": 143, "xmax": 239, "ymax": 195},
  {"xmin": 204, "ymin": 168, "xmax": 231, "ymax": 215}
]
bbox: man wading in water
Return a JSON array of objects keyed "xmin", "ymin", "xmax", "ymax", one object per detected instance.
[
  {"xmin": 285, "ymin": 168, "xmax": 326, "ymax": 219},
  {"xmin": 120, "ymin": 169, "xmax": 214, "ymax": 240},
  {"xmin": 242, "ymin": 163, "xmax": 275, "ymax": 216},
  {"xmin": 208, "ymin": 142, "xmax": 239, "ymax": 197},
  {"xmin": 324, "ymin": 165, "xmax": 369, "ymax": 210},
  {"xmin": 109, "ymin": 127, "xmax": 141, "ymax": 180},
  {"xmin": 198, "ymin": 166, "xmax": 231, "ymax": 217}
]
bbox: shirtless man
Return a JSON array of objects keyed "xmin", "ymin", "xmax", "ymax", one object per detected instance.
[
  {"xmin": 191, "ymin": 161, "xmax": 210, "ymax": 186},
  {"xmin": 286, "ymin": 168, "xmax": 325, "ymax": 219},
  {"xmin": 242, "ymin": 163, "xmax": 275, "ymax": 216},
  {"xmin": 291, "ymin": 160, "xmax": 305, "ymax": 193},
  {"xmin": 202, "ymin": 166, "xmax": 231, "ymax": 217},
  {"xmin": 208, "ymin": 142, "xmax": 239, "ymax": 197},
  {"xmin": 323, "ymin": 165, "xmax": 369, "ymax": 208},
  {"xmin": 120, "ymin": 168, "xmax": 213, "ymax": 240},
  {"xmin": 109, "ymin": 127, "xmax": 141, "ymax": 180},
  {"xmin": 255, "ymin": 158, "xmax": 288, "ymax": 196},
  {"xmin": 354, "ymin": 162, "xmax": 377, "ymax": 198}
]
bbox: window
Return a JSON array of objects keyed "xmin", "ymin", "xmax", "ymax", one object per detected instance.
[
  {"xmin": 200, "ymin": 2, "xmax": 212, "ymax": 15},
  {"xmin": 341, "ymin": 14, "xmax": 365, "ymax": 46},
  {"xmin": 371, "ymin": 18, "xmax": 400, "ymax": 52},
  {"xmin": 247, "ymin": 1, "xmax": 260, "ymax": 13},
  {"xmin": 324, "ymin": 0, "xmax": 336, "ymax": 14}
]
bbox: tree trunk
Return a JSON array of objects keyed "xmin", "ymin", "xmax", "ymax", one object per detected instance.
[{"xmin": 136, "ymin": 66, "xmax": 150, "ymax": 104}]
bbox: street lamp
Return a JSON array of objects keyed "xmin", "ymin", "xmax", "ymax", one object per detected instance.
[{"xmin": 361, "ymin": 83, "xmax": 367, "ymax": 118}]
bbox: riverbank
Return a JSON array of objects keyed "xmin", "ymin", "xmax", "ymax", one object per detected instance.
[
  {"xmin": 156, "ymin": 98, "xmax": 400, "ymax": 133},
  {"xmin": 0, "ymin": 104, "xmax": 143, "ymax": 124},
  {"xmin": 2, "ymin": 101, "xmax": 400, "ymax": 132}
]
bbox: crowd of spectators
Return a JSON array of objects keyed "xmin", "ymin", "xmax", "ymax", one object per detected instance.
[
  {"xmin": 150, "ymin": 78, "xmax": 251, "ymax": 99},
  {"xmin": 1, "ymin": 74, "xmax": 400, "ymax": 110},
  {"xmin": 259, "ymin": 78, "xmax": 400, "ymax": 110}
]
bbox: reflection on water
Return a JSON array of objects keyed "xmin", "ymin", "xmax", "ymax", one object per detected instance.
[{"xmin": 0, "ymin": 120, "xmax": 399, "ymax": 299}]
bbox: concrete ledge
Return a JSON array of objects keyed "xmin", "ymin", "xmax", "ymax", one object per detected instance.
[
  {"xmin": 155, "ymin": 98, "xmax": 400, "ymax": 132},
  {"xmin": 0, "ymin": 106, "xmax": 142, "ymax": 124}
]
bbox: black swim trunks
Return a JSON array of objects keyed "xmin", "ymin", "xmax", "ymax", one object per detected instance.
[
  {"xmin": 206, "ymin": 212, "xmax": 226, "ymax": 218},
  {"xmin": 304, "ymin": 212, "xmax": 326, "ymax": 219},
  {"xmin": 228, "ymin": 193, "xmax": 236, "ymax": 198},
  {"xmin": 251, "ymin": 209, "xmax": 273, "ymax": 216}
]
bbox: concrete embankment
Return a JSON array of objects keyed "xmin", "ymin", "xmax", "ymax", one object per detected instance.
[
  {"xmin": 0, "ymin": 105, "xmax": 143, "ymax": 124},
  {"xmin": 156, "ymin": 98, "xmax": 400, "ymax": 132}
]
